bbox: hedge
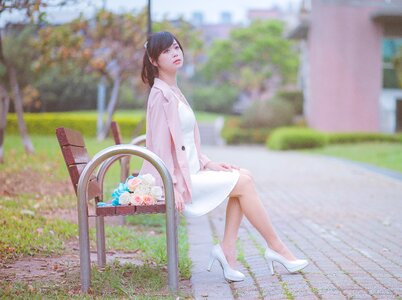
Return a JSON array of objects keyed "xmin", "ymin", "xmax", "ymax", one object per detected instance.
[
  {"xmin": 267, "ymin": 127, "xmax": 328, "ymax": 150},
  {"xmin": 266, "ymin": 127, "xmax": 402, "ymax": 150},
  {"xmin": 6, "ymin": 113, "xmax": 145, "ymax": 138},
  {"xmin": 222, "ymin": 127, "xmax": 271, "ymax": 144},
  {"xmin": 328, "ymin": 132, "xmax": 402, "ymax": 144}
]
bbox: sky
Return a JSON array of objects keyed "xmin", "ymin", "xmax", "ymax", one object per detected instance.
[{"xmin": 0, "ymin": 0, "xmax": 302, "ymax": 27}]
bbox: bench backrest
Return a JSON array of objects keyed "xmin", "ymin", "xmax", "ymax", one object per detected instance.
[{"xmin": 56, "ymin": 127, "xmax": 102, "ymax": 201}]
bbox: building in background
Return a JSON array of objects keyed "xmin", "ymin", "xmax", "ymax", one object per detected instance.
[{"xmin": 288, "ymin": 0, "xmax": 402, "ymax": 133}]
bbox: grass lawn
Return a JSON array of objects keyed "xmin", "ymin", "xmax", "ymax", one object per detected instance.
[
  {"xmin": 304, "ymin": 142, "xmax": 402, "ymax": 173},
  {"xmin": 0, "ymin": 134, "xmax": 192, "ymax": 299}
]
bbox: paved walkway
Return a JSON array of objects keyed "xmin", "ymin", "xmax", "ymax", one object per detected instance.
[{"xmin": 186, "ymin": 145, "xmax": 402, "ymax": 300}]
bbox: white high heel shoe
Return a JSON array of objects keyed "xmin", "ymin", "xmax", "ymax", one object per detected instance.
[
  {"xmin": 207, "ymin": 244, "xmax": 245, "ymax": 282},
  {"xmin": 264, "ymin": 248, "xmax": 308, "ymax": 275}
]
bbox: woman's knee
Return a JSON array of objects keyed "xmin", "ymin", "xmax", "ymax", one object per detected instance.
[
  {"xmin": 239, "ymin": 168, "xmax": 253, "ymax": 180},
  {"xmin": 230, "ymin": 173, "xmax": 253, "ymax": 197}
]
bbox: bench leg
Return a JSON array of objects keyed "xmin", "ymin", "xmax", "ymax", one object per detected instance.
[
  {"xmin": 166, "ymin": 201, "xmax": 179, "ymax": 292},
  {"xmin": 96, "ymin": 216, "xmax": 106, "ymax": 267},
  {"xmin": 78, "ymin": 207, "xmax": 91, "ymax": 293}
]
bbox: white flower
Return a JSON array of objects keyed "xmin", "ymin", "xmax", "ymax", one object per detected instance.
[
  {"xmin": 119, "ymin": 192, "xmax": 131, "ymax": 205},
  {"xmin": 151, "ymin": 186, "xmax": 163, "ymax": 199},
  {"xmin": 134, "ymin": 185, "xmax": 151, "ymax": 196},
  {"xmin": 141, "ymin": 174, "xmax": 155, "ymax": 186}
]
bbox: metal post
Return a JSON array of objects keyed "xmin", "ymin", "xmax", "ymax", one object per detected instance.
[
  {"xmin": 147, "ymin": 0, "xmax": 152, "ymax": 35},
  {"xmin": 77, "ymin": 145, "xmax": 179, "ymax": 293},
  {"xmin": 97, "ymin": 76, "xmax": 106, "ymax": 139},
  {"xmin": 96, "ymin": 216, "xmax": 106, "ymax": 267}
]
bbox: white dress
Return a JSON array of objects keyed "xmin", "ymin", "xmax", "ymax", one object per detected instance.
[{"xmin": 177, "ymin": 100, "xmax": 240, "ymax": 218}]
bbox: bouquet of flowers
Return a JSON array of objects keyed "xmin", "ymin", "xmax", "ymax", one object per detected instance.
[{"xmin": 97, "ymin": 174, "xmax": 163, "ymax": 207}]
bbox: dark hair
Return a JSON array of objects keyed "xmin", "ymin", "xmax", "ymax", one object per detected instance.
[{"xmin": 141, "ymin": 31, "xmax": 184, "ymax": 87}]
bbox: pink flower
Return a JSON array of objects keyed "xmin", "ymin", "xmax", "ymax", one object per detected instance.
[
  {"xmin": 127, "ymin": 178, "xmax": 141, "ymax": 192},
  {"xmin": 129, "ymin": 194, "xmax": 143, "ymax": 205},
  {"xmin": 142, "ymin": 194, "xmax": 155, "ymax": 205}
]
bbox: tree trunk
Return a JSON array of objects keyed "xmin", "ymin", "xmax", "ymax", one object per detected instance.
[
  {"xmin": 8, "ymin": 66, "xmax": 35, "ymax": 154},
  {"xmin": 0, "ymin": 32, "xmax": 34, "ymax": 155},
  {"xmin": 97, "ymin": 75, "xmax": 121, "ymax": 141},
  {"xmin": 0, "ymin": 83, "xmax": 10, "ymax": 163}
]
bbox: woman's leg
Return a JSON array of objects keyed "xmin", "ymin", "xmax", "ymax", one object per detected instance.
[
  {"xmin": 228, "ymin": 169, "xmax": 296, "ymax": 260},
  {"xmin": 221, "ymin": 197, "xmax": 243, "ymax": 267}
]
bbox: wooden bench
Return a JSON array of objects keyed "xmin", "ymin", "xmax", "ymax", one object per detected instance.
[{"xmin": 56, "ymin": 127, "xmax": 178, "ymax": 293}]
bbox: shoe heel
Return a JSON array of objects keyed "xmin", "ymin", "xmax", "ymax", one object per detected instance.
[
  {"xmin": 207, "ymin": 256, "xmax": 215, "ymax": 272},
  {"xmin": 268, "ymin": 260, "xmax": 274, "ymax": 275}
]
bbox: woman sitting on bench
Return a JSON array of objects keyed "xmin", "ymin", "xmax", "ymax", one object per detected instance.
[{"xmin": 139, "ymin": 31, "xmax": 308, "ymax": 282}]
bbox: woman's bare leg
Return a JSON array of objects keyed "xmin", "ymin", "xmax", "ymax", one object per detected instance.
[
  {"xmin": 221, "ymin": 197, "xmax": 243, "ymax": 267},
  {"xmin": 228, "ymin": 169, "xmax": 296, "ymax": 260}
]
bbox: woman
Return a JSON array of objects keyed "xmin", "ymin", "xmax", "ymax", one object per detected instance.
[{"xmin": 140, "ymin": 31, "xmax": 308, "ymax": 282}]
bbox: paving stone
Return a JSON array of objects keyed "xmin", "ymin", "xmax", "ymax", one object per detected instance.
[{"xmin": 186, "ymin": 146, "xmax": 402, "ymax": 299}]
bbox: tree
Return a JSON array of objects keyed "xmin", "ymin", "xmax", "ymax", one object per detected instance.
[
  {"xmin": 0, "ymin": 0, "xmax": 74, "ymax": 162},
  {"xmin": 34, "ymin": 9, "xmax": 149, "ymax": 140},
  {"xmin": 200, "ymin": 19, "xmax": 299, "ymax": 105},
  {"xmin": 34, "ymin": 13, "xmax": 204, "ymax": 140}
]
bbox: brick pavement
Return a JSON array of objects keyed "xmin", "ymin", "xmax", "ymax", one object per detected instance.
[{"xmin": 186, "ymin": 145, "xmax": 402, "ymax": 300}]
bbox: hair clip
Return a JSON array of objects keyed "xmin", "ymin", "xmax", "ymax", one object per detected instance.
[{"xmin": 144, "ymin": 41, "xmax": 148, "ymax": 49}]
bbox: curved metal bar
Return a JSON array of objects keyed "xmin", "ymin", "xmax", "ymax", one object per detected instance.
[
  {"xmin": 130, "ymin": 134, "xmax": 146, "ymax": 146},
  {"xmin": 76, "ymin": 144, "xmax": 178, "ymax": 293},
  {"xmin": 96, "ymin": 154, "xmax": 128, "ymax": 189}
]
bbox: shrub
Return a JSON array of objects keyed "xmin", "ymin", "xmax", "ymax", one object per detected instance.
[
  {"xmin": 240, "ymin": 99, "xmax": 294, "ymax": 129},
  {"xmin": 223, "ymin": 128, "xmax": 271, "ymax": 144},
  {"xmin": 267, "ymin": 127, "xmax": 328, "ymax": 150},
  {"xmin": 6, "ymin": 112, "xmax": 145, "ymax": 138},
  {"xmin": 192, "ymin": 84, "xmax": 238, "ymax": 114},
  {"xmin": 221, "ymin": 117, "xmax": 269, "ymax": 144},
  {"xmin": 275, "ymin": 89, "xmax": 304, "ymax": 115}
]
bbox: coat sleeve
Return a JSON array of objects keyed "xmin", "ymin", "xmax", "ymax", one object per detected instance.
[{"xmin": 147, "ymin": 93, "xmax": 178, "ymax": 185}]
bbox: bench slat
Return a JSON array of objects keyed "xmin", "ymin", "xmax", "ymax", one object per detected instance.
[
  {"xmin": 62, "ymin": 146, "xmax": 91, "ymax": 165},
  {"xmin": 56, "ymin": 127, "xmax": 86, "ymax": 147},
  {"xmin": 95, "ymin": 204, "xmax": 165, "ymax": 217},
  {"xmin": 111, "ymin": 121, "xmax": 123, "ymax": 145}
]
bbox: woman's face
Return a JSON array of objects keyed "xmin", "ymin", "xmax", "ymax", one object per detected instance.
[{"xmin": 155, "ymin": 40, "xmax": 184, "ymax": 73}]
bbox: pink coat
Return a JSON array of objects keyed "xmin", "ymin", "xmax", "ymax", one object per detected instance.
[{"xmin": 139, "ymin": 78, "xmax": 211, "ymax": 203}]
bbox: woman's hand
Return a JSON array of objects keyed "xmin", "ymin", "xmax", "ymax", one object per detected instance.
[
  {"xmin": 174, "ymin": 187, "xmax": 185, "ymax": 213},
  {"xmin": 205, "ymin": 161, "xmax": 240, "ymax": 172}
]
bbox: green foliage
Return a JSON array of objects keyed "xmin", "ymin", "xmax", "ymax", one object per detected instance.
[
  {"xmin": 192, "ymin": 84, "xmax": 239, "ymax": 114},
  {"xmin": 2, "ymin": 25, "xmax": 38, "ymax": 88},
  {"xmin": 200, "ymin": 19, "xmax": 299, "ymax": 104},
  {"xmin": 240, "ymin": 99, "xmax": 294, "ymax": 129},
  {"xmin": 6, "ymin": 112, "xmax": 145, "ymax": 137},
  {"xmin": 267, "ymin": 127, "xmax": 328, "ymax": 150},
  {"xmin": 34, "ymin": 67, "xmax": 99, "ymax": 111}
]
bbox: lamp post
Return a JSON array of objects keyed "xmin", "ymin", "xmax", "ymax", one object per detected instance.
[{"xmin": 147, "ymin": 0, "xmax": 152, "ymax": 35}]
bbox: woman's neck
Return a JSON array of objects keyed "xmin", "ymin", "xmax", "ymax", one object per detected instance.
[{"xmin": 158, "ymin": 71, "xmax": 177, "ymax": 87}]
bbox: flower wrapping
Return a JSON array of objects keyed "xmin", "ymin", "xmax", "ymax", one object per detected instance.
[{"xmin": 97, "ymin": 174, "xmax": 163, "ymax": 207}]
